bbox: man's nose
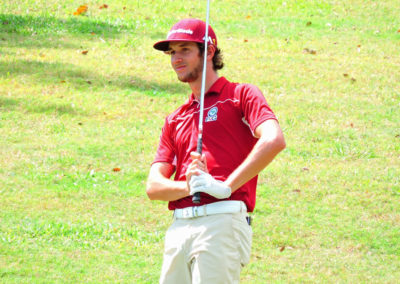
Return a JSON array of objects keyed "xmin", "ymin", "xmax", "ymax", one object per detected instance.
[{"xmin": 172, "ymin": 54, "xmax": 183, "ymax": 65}]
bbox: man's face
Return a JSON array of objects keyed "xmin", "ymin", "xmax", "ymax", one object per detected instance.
[{"xmin": 166, "ymin": 42, "xmax": 203, "ymax": 83}]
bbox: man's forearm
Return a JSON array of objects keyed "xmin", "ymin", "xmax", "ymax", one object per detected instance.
[
  {"xmin": 146, "ymin": 179, "xmax": 189, "ymax": 201},
  {"xmin": 225, "ymin": 121, "xmax": 286, "ymax": 191}
]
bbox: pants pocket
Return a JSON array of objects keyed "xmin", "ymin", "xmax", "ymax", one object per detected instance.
[{"xmin": 232, "ymin": 213, "xmax": 253, "ymax": 266}]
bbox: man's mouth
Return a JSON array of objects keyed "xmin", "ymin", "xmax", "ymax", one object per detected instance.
[{"xmin": 175, "ymin": 65, "xmax": 186, "ymax": 72}]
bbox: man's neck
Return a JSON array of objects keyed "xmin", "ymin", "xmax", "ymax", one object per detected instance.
[{"xmin": 190, "ymin": 70, "xmax": 219, "ymax": 100}]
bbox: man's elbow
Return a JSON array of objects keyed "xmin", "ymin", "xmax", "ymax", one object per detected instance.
[
  {"xmin": 269, "ymin": 134, "xmax": 286, "ymax": 155},
  {"xmin": 257, "ymin": 120, "xmax": 286, "ymax": 155},
  {"xmin": 146, "ymin": 180, "xmax": 157, "ymax": 200},
  {"xmin": 276, "ymin": 135, "xmax": 286, "ymax": 152}
]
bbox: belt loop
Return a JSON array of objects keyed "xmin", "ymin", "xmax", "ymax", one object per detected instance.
[{"xmin": 241, "ymin": 201, "xmax": 247, "ymax": 212}]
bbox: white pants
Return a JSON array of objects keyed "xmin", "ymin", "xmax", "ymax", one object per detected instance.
[{"xmin": 159, "ymin": 212, "xmax": 253, "ymax": 284}]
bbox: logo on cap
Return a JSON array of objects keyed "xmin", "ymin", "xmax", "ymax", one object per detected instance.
[
  {"xmin": 153, "ymin": 18, "xmax": 217, "ymax": 51},
  {"xmin": 168, "ymin": 28, "xmax": 194, "ymax": 38},
  {"xmin": 202, "ymin": 36, "xmax": 214, "ymax": 45}
]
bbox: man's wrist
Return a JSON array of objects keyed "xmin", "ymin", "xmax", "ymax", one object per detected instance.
[
  {"xmin": 223, "ymin": 178, "xmax": 235, "ymax": 193},
  {"xmin": 178, "ymin": 180, "xmax": 191, "ymax": 197}
]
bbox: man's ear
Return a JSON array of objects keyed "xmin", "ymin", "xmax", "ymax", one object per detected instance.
[{"xmin": 207, "ymin": 45, "xmax": 216, "ymax": 59}]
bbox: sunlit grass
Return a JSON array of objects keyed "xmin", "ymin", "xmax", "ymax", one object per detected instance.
[{"xmin": 1, "ymin": 0, "xmax": 399, "ymax": 282}]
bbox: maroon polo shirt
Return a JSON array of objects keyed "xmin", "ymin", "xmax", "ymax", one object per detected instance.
[{"xmin": 152, "ymin": 77, "xmax": 277, "ymax": 212}]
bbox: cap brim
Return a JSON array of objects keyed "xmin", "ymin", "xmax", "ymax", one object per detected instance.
[
  {"xmin": 153, "ymin": 40, "xmax": 170, "ymax": 51},
  {"xmin": 153, "ymin": 39, "xmax": 204, "ymax": 51}
]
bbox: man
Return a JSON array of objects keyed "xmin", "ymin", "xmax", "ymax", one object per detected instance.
[{"xmin": 147, "ymin": 18, "xmax": 286, "ymax": 283}]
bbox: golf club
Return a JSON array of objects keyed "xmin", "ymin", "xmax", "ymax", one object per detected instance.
[{"xmin": 192, "ymin": 0, "xmax": 211, "ymax": 204}]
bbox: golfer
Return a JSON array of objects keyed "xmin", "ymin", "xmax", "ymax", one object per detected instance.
[{"xmin": 147, "ymin": 18, "xmax": 286, "ymax": 283}]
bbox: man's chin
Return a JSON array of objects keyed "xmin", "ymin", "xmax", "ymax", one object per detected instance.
[{"xmin": 177, "ymin": 75, "xmax": 196, "ymax": 83}]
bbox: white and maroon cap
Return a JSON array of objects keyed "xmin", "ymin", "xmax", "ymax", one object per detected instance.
[{"xmin": 153, "ymin": 18, "xmax": 217, "ymax": 51}]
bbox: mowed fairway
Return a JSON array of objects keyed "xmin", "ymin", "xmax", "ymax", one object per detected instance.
[{"xmin": 0, "ymin": 0, "xmax": 399, "ymax": 282}]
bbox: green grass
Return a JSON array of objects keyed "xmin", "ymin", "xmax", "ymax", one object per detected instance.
[{"xmin": 1, "ymin": 0, "xmax": 399, "ymax": 282}]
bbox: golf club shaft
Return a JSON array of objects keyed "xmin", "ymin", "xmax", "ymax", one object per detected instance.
[{"xmin": 192, "ymin": 0, "xmax": 211, "ymax": 204}]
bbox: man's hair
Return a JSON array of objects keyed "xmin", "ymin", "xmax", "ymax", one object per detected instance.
[{"xmin": 197, "ymin": 43, "xmax": 224, "ymax": 71}]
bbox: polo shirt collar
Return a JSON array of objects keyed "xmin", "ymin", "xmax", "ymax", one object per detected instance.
[{"xmin": 189, "ymin": 77, "xmax": 229, "ymax": 104}]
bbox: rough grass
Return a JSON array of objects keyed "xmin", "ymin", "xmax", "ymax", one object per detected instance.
[{"xmin": 1, "ymin": 0, "xmax": 399, "ymax": 282}]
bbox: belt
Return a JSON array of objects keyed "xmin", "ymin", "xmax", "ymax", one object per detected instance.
[{"xmin": 174, "ymin": 200, "xmax": 247, "ymax": 219}]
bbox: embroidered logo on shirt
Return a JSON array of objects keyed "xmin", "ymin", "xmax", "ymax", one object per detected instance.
[{"xmin": 205, "ymin": 106, "xmax": 218, "ymax": 122}]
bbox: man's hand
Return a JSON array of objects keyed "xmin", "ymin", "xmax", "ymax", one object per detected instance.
[
  {"xmin": 189, "ymin": 170, "xmax": 232, "ymax": 199},
  {"xmin": 185, "ymin": 151, "xmax": 208, "ymax": 189}
]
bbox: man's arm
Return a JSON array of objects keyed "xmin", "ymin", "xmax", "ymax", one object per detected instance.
[
  {"xmin": 225, "ymin": 119, "xmax": 286, "ymax": 191},
  {"xmin": 146, "ymin": 162, "xmax": 190, "ymax": 201}
]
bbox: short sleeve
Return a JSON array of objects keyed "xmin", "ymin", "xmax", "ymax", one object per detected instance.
[
  {"xmin": 237, "ymin": 84, "xmax": 277, "ymax": 133},
  {"xmin": 152, "ymin": 117, "xmax": 176, "ymax": 165}
]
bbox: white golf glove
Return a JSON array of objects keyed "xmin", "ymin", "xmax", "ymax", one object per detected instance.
[{"xmin": 189, "ymin": 171, "xmax": 232, "ymax": 199}]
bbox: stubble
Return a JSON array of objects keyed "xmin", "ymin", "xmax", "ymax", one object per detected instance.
[{"xmin": 177, "ymin": 56, "xmax": 203, "ymax": 83}]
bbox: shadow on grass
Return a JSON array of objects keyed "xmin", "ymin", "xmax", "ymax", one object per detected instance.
[
  {"xmin": 0, "ymin": 13, "xmax": 135, "ymax": 37},
  {"xmin": 0, "ymin": 97, "xmax": 18, "ymax": 108},
  {"xmin": 0, "ymin": 96, "xmax": 85, "ymax": 116},
  {"xmin": 0, "ymin": 13, "xmax": 187, "ymax": 100},
  {"xmin": 0, "ymin": 33, "xmax": 82, "ymax": 50},
  {"xmin": 0, "ymin": 59, "xmax": 187, "ymax": 97},
  {"xmin": 0, "ymin": 13, "xmax": 137, "ymax": 50}
]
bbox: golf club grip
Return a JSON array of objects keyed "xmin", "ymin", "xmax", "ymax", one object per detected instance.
[
  {"xmin": 196, "ymin": 136, "xmax": 203, "ymax": 154},
  {"xmin": 192, "ymin": 137, "xmax": 203, "ymax": 203}
]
